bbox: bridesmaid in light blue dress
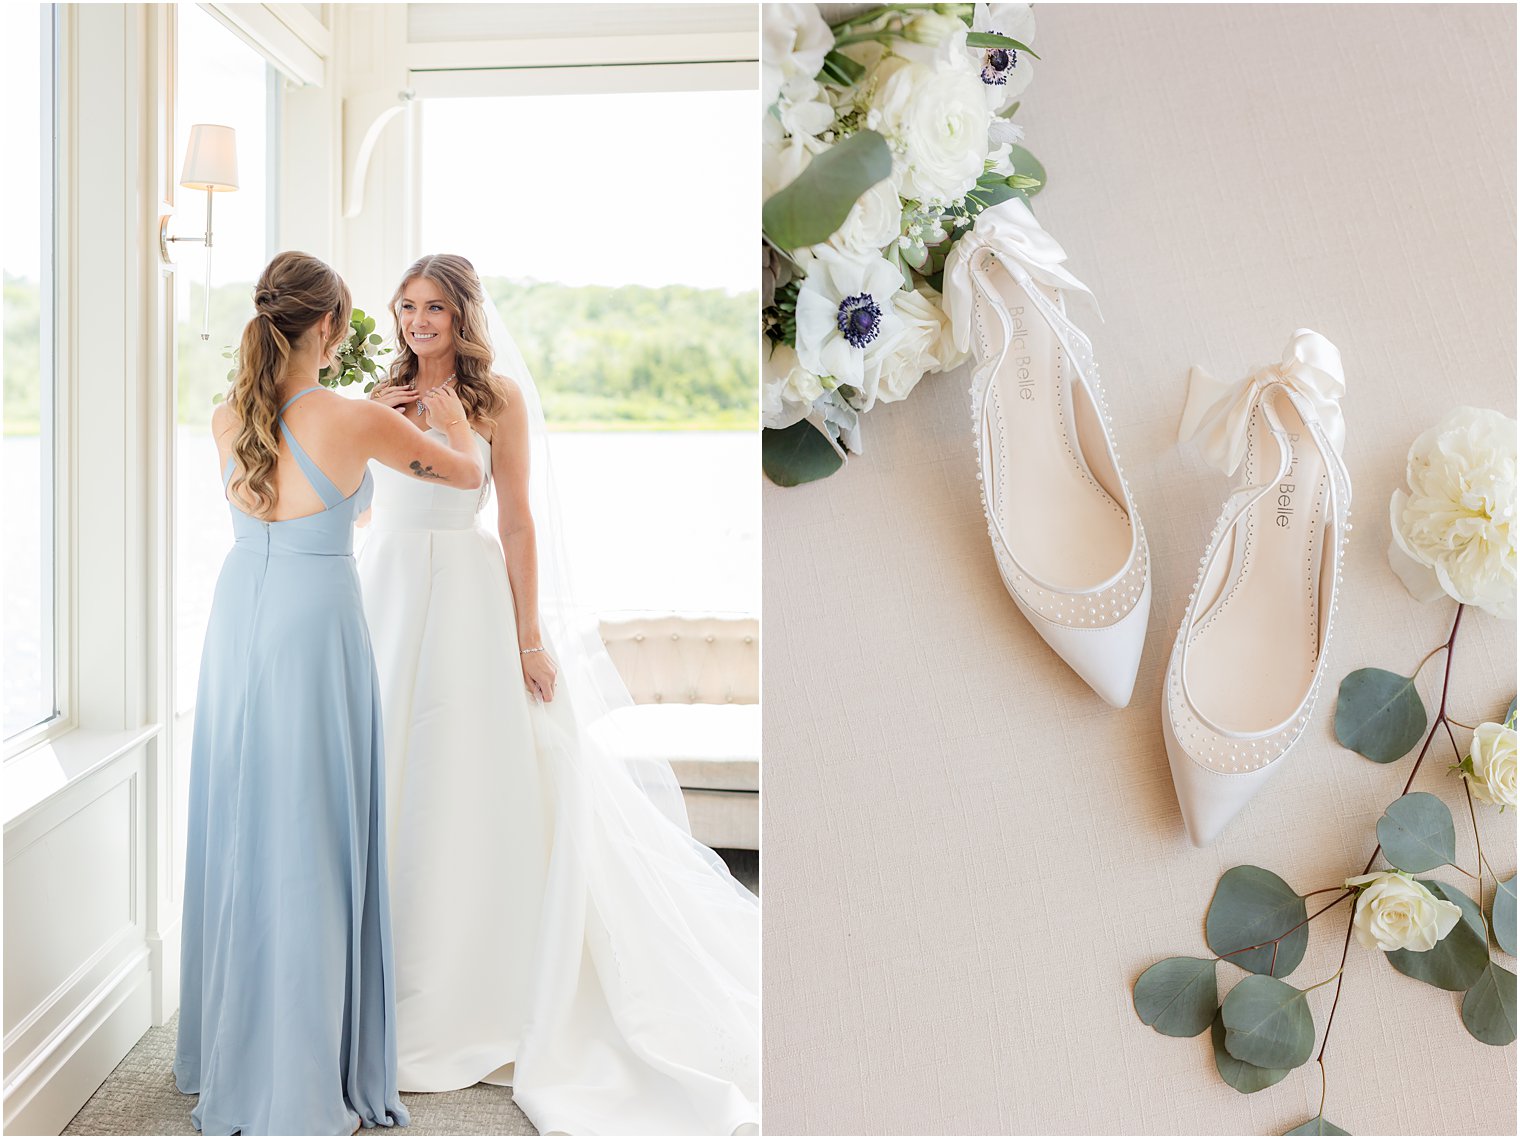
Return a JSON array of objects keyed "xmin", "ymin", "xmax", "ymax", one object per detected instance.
[{"xmin": 175, "ymin": 251, "xmax": 483, "ymax": 1136}]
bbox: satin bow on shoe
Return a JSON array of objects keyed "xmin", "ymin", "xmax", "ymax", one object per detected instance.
[
  {"xmin": 1178, "ymin": 328, "xmax": 1347, "ymax": 476},
  {"xmin": 941, "ymin": 197, "xmax": 1098, "ymax": 357}
]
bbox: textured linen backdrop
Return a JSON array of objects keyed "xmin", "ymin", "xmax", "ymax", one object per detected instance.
[{"xmin": 761, "ymin": 5, "xmax": 1518, "ymax": 1134}]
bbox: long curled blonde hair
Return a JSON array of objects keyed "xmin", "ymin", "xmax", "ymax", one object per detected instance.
[
  {"xmin": 227, "ymin": 251, "xmax": 351, "ymax": 517},
  {"xmin": 382, "ymin": 253, "xmax": 509, "ymax": 427}
]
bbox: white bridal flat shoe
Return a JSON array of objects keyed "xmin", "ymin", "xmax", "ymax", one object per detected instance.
[
  {"xmin": 1163, "ymin": 330, "xmax": 1352, "ymax": 845},
  {"xmin": 943, "ymin": 198, "xmax": 1150, "ymax": 707}
]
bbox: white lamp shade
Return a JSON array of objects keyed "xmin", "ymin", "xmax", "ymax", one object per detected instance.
[{"xmin": 180, "ymin": 124, "xmax": 239, "ymax": 192}]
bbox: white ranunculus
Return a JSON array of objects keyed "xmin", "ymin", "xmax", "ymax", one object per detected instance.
[
  {"xmin": 793, "ymin": 246, "xmax": 902, "ymax": 401},
  {"xmin": 1345, "ymin": 871, "xmax": 1463, "ymax": 953},
  {"xmin": 1388, "ymin": 406, "xmax": 1517, "ymax": 619},
  {"xmin": 762, "ymin": 4, "xmax": 833, "ymax": 110},
  {"xmin": 871, "ymin": 56, "xmax": 991, "ymax": 204},
  {"xmin": 762, "ymin": 342, "xmax": 825, "ymax": 430},
  {"xmin": 1465, "ymin": 720, "xmax": 1517, "ymax": 808},
  {"xmin": 968, "ymin": 2, "xmax": 1037, "ymax": 109},
  {"xmin": 875, "ymin": 285, "xmax": 967, "ymax": 405}
]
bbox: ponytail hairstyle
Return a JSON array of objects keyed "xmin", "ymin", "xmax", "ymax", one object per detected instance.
[
  {"xmin": 384, "ymin": 253, "xmax": 510, "ymax": 428},
  {"xmin": 227, "ymin": 251, "xmax": 351, "ymax": 517}
]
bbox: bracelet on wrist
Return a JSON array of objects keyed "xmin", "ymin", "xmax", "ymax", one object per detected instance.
[{"xmin": 520, "ymin": 646, "xmax": 546, "ymax": 655}]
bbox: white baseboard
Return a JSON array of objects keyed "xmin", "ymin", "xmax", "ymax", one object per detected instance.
[
  {"xmin": 4, "ymin": 948, "xmax": 152, "ymax": 1137},
  {"xmin": 148, "ymin": 918, "xmax": 181, "ymax": 1026}
]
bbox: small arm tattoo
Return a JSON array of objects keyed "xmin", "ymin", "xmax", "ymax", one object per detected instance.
[{"xmin": 409, "ymin": 460, "xmax": 449, "ymax": 481}]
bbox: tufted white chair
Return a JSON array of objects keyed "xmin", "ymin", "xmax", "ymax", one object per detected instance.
[{"xmin": 599, "ymin": 612, "xmax": 759, "ymax": 851}]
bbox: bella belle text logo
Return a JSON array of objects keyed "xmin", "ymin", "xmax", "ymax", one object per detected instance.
[
  {"xmin": 1275, "ymin": 434, "xmax": 1301, "ymax": 528},
  {"xmin": 1007, "ymin": 305, "xmax": 1033, "ymax": 400}
]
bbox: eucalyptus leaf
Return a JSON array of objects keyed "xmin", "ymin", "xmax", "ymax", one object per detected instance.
[
  {"xmin": 1377, "ymin": 792, "xmax": 1457, "ymax": 873},
  {"xmin": 1335, "ymin": 668, "xmax": 1426, "ymax": 762},
  {"xmin": 1461, "ymin": 961, "xmax": 1517, "ymax": 1045},
  {"xmin": 964, "ymin": 31, "xmax": 1040, "ymax": 59},
  {"xmin": 369, "ymin": 333, "xmax": 382, "ymax": 345},
  {"xmin": 762, "ymin": 130, "xmax": 892, "ymax": 251},
  {"xmin": 1210, "ymin": 1014, "xmax": 1289, "ymax": 1093},
  {"xmin": 762, "ymin": 421, "xmax": 843, "ymax": 487},
  {"xmin": 1133, "ymin": 957, "xmax": 1216, "ymax": 1038},
  {"xmin": 1005, "ymin": 145, "xmax": 1047, "ymax": 196},
  {"xmin": 1220, "ymin": 974, "xmax": 1316, "ymax": 1070},
  {"xmin": 211, "ymin": 391, "xmax": 225, "ymax": 404},
  {"xmin": 1285, "ymin": 1117, "xmax": 1351, "ymax": 1136},
  {"xmin": 1207, "ymin": 866, "xmax": 1309, "ymax": 977},
  {"xmin": 1387, "ymin": 880, "xmax": 1487, "ymax": 990},
  {"xmin": 1494, "ymin": 875, "xmax": 1516, "ymax": 957}
]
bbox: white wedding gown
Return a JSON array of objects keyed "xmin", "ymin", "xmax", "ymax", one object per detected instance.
[{"xmin": 356, "ymin": 427, "xmax": 760, "ymax": 1135}]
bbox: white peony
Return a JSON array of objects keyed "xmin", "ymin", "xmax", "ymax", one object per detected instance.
[
  {"xmin": 1388, "ymin": 406, "xmax": 1517, "ymax": 619},
  {"xmin": 794, "ymin": 246, "xmax": 902, "ymax": 401},
  {"xmin": 874, "ymin": 285, "xmax": 967, "ymax": 405},
  {"xmin": 1465, "ymin": 719, "xmax": 1517, "ymax": 808},
  {"xmin": 762, "ymin": 3, "xmax": 833, "ymax": 110},
  {"xmin": 1345, "ymin": 871, "xmax": 1463, "ymax": 953},
  {"xmin": 762, "ymin": 342, "xmax": 825, "ymax": 430},
  {"xmin": 870, "ymin": 56, "xmax": 991, "ymax": 204}
]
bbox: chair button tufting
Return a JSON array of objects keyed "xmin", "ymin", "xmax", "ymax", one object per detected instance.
[
  {"xmin": 633, "ymin": 633, "xmax": 644, "ymax": 642},
  {"xmin": 743, "ymin": 635, "xmax": 754, "ymax": 644},
  {"xmin": 687, "ymin": 690, "xmax": 698, "ymax": 702},
  {"xmin": 670, "ymin": 633, "xmax": 680, "ymax": 641},
  {"xmin": 705, "ymin": 634, "xmax": 715, "ymax": 643}
]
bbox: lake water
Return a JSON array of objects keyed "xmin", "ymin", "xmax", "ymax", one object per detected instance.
[{"xmin": 3, "ymin": 430, "xmax": 759, "ymax": 732}]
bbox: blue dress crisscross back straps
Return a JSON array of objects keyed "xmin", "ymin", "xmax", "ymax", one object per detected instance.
[{"xmin": 174, "ymin": 387, "xmax": 410, "ymax": 1136}]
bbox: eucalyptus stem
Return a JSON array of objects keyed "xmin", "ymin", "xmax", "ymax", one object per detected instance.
[
  {"xmin": 1216, "ymin": 891, "xmax": 1354, "ymax": 962},
  {"xmin": 1320, "ymin": 603, "xmax": 1466, "ymax": 1069}
]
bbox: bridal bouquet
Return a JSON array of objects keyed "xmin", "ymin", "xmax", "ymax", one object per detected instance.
[
  {"xmin": 220, "ymin": 308, "xmax": 392, "ymax": 394},
  {"xmin": 762, "ymin": 2, "xmax": 1046, "ymax": 485}
]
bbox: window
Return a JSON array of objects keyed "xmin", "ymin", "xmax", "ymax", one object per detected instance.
[
  {"xmin": 4, "ymin": 5, "xmax": 59, "ymax": 744},
  {"xmin": 418, "ymin": 88, "xmax": 758, "ymax": 614},
  {"xmin": 172, "ymin": 7, "xmax": 279, "ymax": 723}
]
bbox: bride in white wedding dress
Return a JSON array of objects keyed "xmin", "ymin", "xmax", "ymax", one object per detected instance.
[{"xmin": 355, "ymin": 253, "xmax": 759, "ymax": 1135}]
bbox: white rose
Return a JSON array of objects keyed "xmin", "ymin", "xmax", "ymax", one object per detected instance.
[
  {"xmin": 1465, "ymin": 720, "xmax": 1517, "ymax": 808},
  {"xmin": 794, "ymin": 246, "xmax": 902, "ymax": 402},
  {"xmin": 871, "ymin": 57, "xmax": 991, "ymax": 204},
  {"xmin": 762, "ymin": 3, "xmax": 833, "ymax": 109},
  {"xmin": 1345, "ymin": 871, "xmax": 1463, "ymax": 953},
  {"xmin": 762, "ymin": 342, "xmax": 825, "ymax": 431},
  {"xmin": 1388, "ymin": 406, "xmax": 1517, "ymax": 619},
  {"xmin": 875, "ymin": 285, "xmax": 967, "ymax": 404},
  {"xmin": 820, "ymin": 170, "xmax": 904, "ymax": 257}
]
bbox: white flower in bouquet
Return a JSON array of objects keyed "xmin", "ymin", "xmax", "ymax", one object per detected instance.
[
  {"xmin": 875, "ymin": 285, "xmax": 967, "ymax": 405},
  {"xmin": 794, "ymin": 246, "xmax": 903, "ymax": 402},
  {"xmin": 1464, "ymin": 719, "xmax": 1517, "ymax": 808},
  {"xmin": 763, "ymin": 342, "xmax": 826, "ymax": 431},
  {"xmin": 1387, "ymin": 406, "xmax": 1517, "ymax": 619},
  {"xmin": 969, "ymin": 3, "xmax": 1037, "ymax": 109},
  {"xmin": 1344, "ymin": 871, "xmax": 1463, "ymax": 953},
  {"xmin": 871, "ymin": 56, "xmax": 992, "ymax": 204},
  {"xmin": 777, "ymin": 74, "xmax": 837, "ymax": 142},
  {"xmin": 763, "ymin": 114, "xmax": 824, "ymax": 200},
  {"xmin": 762, "ymin": 2, "xmax": 832, "ymax": 109},
  {"xmin": 824, "ymin": 170, "xmax": 905, "ymax": 257}
]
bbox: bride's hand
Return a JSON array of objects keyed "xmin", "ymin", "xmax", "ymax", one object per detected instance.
[
  {"xmin": 522, "ymin": 649, "xmax": 558, "ymax": 703},
  {"xmin": 371, "ymin": 382, "xmax": 414, "ymax": 411},
  {"xmin": 421, "ymin": 384, "xmax": 468, "ymax": 432}
]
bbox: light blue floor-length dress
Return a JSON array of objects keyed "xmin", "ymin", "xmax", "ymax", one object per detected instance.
[{"xmin": 174, "ymin": 387, "xmax": 410, "ymax": 1136}]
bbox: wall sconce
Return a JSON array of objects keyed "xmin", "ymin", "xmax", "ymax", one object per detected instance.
[{"xmin": 159, "ymin": 123, "xmax": 239, "ymax": 340}]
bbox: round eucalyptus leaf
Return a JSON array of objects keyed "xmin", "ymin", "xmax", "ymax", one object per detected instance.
[
  {"xmin": 1335, "ymin": 668, "xmax": 1427, "ymax": 763},
  {"xmin": 1376, "ymin": 792, "xmax": 1457, "ymax": 873},
  {"xmin": 762, "ymin": 129, "xmax": 893, "ymax": 251},
  {"xmin": 1285, "ymin": 1116, "xmax": 1351, "ymax": 1135},
  {"xmin": 1387, "ymin": 880, "xmax": 1487, "ymax": 991},
  {"xmin": 762, "ymin": 422, "xmax": 843, "ymax": 487},
  {"xmin": 1211, "ymin": 1014, "xmax": 1289, "ymax": 1093},
  {"xmin": 1493, "ymin": 875, "xmax": 1516, "ymax": 958},
  {"xmin": 1133, "ymin": 957, "xmax": 1217, "ymax": 1038},
  {"xmin": 1207, "ymin": 866, "xmax": 1309, "ymax": 977},
  {"xmin": 1461, "ymin": 961, "xmax": 1517, "ymax": 1046},
  {"xmin": 1220, "ymin": 974, "xmax": 1315, "ymax": 1070}
]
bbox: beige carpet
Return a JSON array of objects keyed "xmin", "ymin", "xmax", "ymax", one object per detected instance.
[{"xmin": 64, "ymin": 850, "xmax": 757, "ymax": 1136}]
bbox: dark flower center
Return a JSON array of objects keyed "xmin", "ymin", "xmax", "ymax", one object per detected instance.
[
  {"xmin": 981, "ymin": 31, "xmax": 1018, "ymax": 86},
  {"xmin": 836, "ymin": 293, "xmax": 882, "ymax": 349}
]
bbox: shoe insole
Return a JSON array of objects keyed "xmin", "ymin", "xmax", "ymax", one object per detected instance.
[
  {"xmin": 1185, "ymin": 394, "xmax": 1328, "ymax": 735},
  {"xmin": 976, "ymin": 263, "xmax": 1132, "ymax": 590}
]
